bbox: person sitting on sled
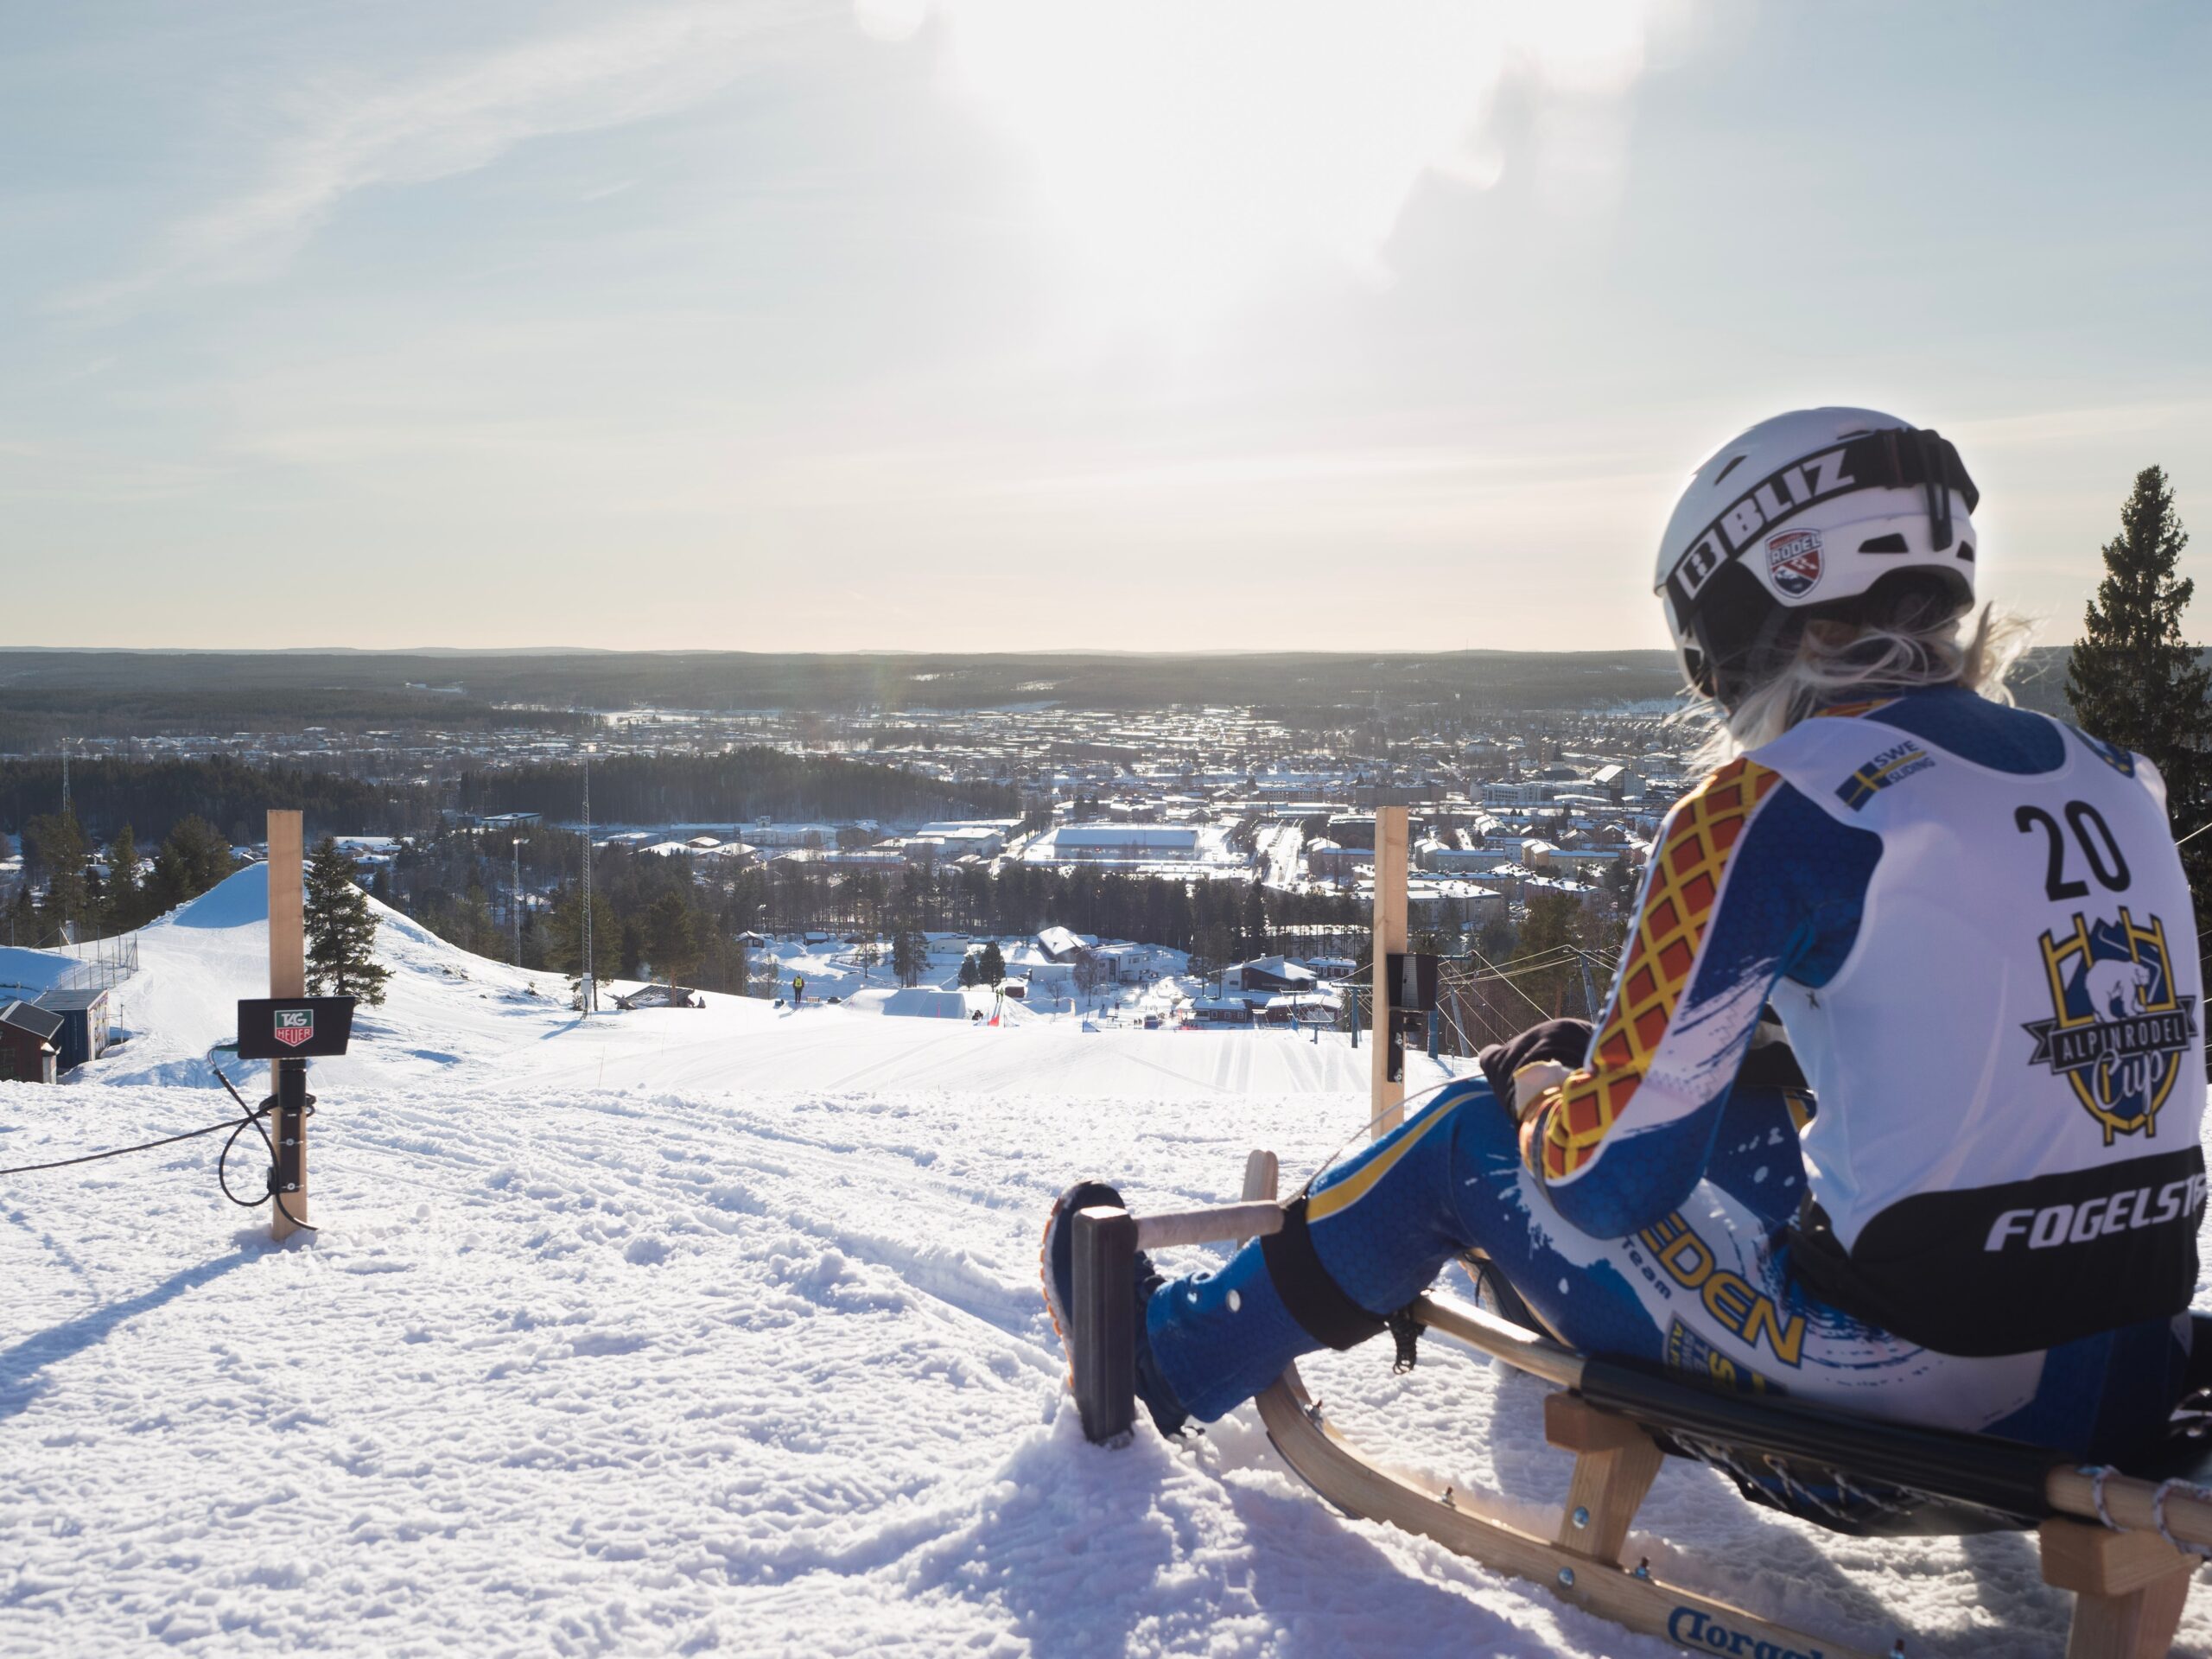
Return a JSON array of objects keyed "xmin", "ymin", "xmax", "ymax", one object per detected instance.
[{"xmin": 1045, "ymin": 407, "xmax": 2208, "ymax": 1462}]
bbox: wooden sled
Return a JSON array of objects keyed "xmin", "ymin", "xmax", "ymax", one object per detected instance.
[{"xmin": 1066, "ymin": 1150, "xmax": 2212, "ymax": 1659}]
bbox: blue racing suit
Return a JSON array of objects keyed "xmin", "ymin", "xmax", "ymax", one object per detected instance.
[{"xmin": 1147, "ymin": 689, "xmax": 2206, "ymax": 1459}]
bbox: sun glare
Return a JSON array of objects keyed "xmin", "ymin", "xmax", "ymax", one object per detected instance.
[{"xmin": 864, "ymin": 0, "xmax": 1657, "ymax": 332}]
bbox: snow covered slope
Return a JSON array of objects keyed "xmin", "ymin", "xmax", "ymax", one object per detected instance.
[
  {"xmin": 95, "ymin": 865, "xmax": 1397, "ymax": 1102},
  {"xmin": 0, "ymin": 866, "xmax": 2198, "ymax": 1656}
]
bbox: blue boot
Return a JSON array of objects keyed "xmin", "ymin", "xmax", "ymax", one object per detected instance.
[{"xmin": 1040, "ymin": 1180, "xmax": 1190, "ymax": 1436}]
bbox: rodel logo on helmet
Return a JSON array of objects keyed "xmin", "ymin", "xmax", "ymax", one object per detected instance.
[
  {"xmin": 1764, "ymin": 529, "xmax": 1823, "ymax": 598},
  {"xmin": 1655, "ymin": 408, "xmax": 1981, "ymax": 705}
]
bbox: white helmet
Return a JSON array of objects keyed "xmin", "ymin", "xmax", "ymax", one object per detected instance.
[{"xmin": 1655, "ymin": 407, "xmax": 1979, "ymax": 704}]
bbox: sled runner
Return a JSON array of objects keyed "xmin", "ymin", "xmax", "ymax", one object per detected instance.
[{"xmin": 1066, "ymin": 1151, "xmax": 2212, "ymax": 1659}]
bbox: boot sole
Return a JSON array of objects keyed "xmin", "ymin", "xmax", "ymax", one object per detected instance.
[{"xmin": 1039, "ymin": 1179, "xmax": 1123, "ymax": 1387}]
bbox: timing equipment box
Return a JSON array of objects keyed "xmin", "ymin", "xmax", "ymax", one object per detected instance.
[
  {"xmin": 235, "ymin": 996, "xmax": 358, "ymax": 1059},
  {"xmin": 1384, "ymin": 952, "xmax": 1440, "ymax": 1014}
]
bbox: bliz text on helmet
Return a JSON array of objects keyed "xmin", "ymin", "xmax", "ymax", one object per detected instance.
[
  {"xmin": 1982, "ymin": 1173, "xmax": 2208, "ymax": 1252},
  {"xmin": 1670, "ymin": 447, "xmax": 1857, "ymax": 604}
]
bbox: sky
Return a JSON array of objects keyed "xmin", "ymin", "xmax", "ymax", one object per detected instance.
[{"xmin": 3, "ymin": 0, "xmax": 2209, "ymax": 653}]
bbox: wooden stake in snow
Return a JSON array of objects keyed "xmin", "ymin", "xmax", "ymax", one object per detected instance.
[
  {"xmin": 267, "ymin": 810, "xmax": 309, "ymax": 1241},
  {"xmin": 1369, "ymin": 804, "xmax": 1408, "ymax": 1137}
]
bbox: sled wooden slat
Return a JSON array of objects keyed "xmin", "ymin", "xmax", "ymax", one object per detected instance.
[
  {"xmin": 2047, "ymin": 1468, "xmax": 2212, "ymax": 1558},
  {"xmin": 1241, "ymin": 1150, "xmax": 1279, "ymax": 1206},
  {"xmin": 1418, "ymin": 1281, "xmax": 2212, "ymax": 1557},
  {"xmin": 1407, "ymin": 1291, "xmax": 1586, "ymax": 1390},
  {"xmin": 1232, "ymin": 1146, "xmax": 1876, "ymax": 1659},
  {"xmin": 1135, "ymin": 1202, "xmax": 1282, "ymax": 1252},
  {"xmin": 1547, "ymin": 1394, "xmax": 1667, "ymax": 1568},
  {"xmin": 1253, "ymin": 1362, "xmax": 1883, "ymax": 1659},
  {"xmin": 2042, "ymin": 1518, "xmax": 2197, "ymax": 1659}
]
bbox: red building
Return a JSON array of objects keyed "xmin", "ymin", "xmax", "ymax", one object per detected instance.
[{"xmin": 0, "ymin": 1001, "xmax": 63, "ymax": 1084}]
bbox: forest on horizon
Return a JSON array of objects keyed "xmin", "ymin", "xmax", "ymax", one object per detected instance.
[{"xmin": 0, "ymin": 645, "xmax": 2080, "ymax": 742}]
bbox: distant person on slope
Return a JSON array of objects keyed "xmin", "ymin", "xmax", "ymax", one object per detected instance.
[
  {"xmin": 1043, "ymin": 408, "xmax": 2209, "ymax": 1465},
  {"xmin": 791, "ymin": 973, "xmax": 805, "ymax": 1010}
]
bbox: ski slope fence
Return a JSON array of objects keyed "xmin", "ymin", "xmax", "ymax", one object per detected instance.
[{"xmin": 0, "ymin": 931, "xmax": 139, "ymax": 1002}]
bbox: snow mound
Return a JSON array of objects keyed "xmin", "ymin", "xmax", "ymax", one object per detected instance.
[
  {"xmin": 881, "ymin": 986, "xmax": 970, "ymax": 1020},
  {"xmin": 0, "ymin": 945, "xmax": 86, "ymax": 999},
  {"xmin": 168, "ymin": 861, "xmax": 278, "ymax": 929}
]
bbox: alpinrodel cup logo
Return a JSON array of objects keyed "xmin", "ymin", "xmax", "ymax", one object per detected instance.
[
  {"xmin": 2024, "ymin": 909, "xmax": 2198, "ymax": 1144},
  {"xmin": 273, "ymin": 1007, "xmax": 315, "ymax": 1049},
  {"xmin": 1765, "ymin": 528, "xmax": 1823, "ymax": 598}
]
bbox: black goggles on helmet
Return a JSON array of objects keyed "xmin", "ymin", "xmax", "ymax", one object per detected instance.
[{"xmin": 1658, "ymin": 426, "xmax": 1979, "ymax": 634}]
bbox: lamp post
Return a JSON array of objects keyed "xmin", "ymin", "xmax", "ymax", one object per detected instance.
[
  {"xmin": 512, "ymin": 834, "xmax": 528, "ymax": 968},
  {"xmin": 579, "ymin": 747, "xmax": 596, "ymax": 1014}
]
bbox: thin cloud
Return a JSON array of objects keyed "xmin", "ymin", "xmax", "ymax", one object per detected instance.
[
  {"xmin": 891, "ymin": 0, "xmax": 1665, "ymax": 326},
  {"xmin": 61, "ymin": 2, "xmax": 809, "ymax": 315}
]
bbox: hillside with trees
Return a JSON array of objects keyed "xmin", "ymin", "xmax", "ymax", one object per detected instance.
[
  {"xmin": 380, "ymin": 820, "xmax": 1365, "ymax": 999},
  {"xmin": 0, "ymin": 648, "xmax": 1700, "ymax": 734},
  {"xmin": 0, "ymin": 757, "xmax": 431, "ymax": 846},
  {"xmin": 454, "ymin": 750, "xmax": 1016, "ymax": 827}
]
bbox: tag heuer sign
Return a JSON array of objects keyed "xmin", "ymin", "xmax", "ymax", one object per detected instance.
[{"xmin": 235, "ymin": 996, "xmax": 357, "ymax": 1059}]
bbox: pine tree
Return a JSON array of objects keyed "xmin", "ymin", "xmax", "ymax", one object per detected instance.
[
  {"xmin": 544, "ymin": 883, "xmax": 616, "ymax": 989},
  {"xmin": 977, "ymin": 940, "xmax": 1006, "ymax": 987},
  {"xmin": 146, "ymin": 816, "xmax": 238, "ymax": 915},
  {"xmin": 1516, "ymin": 891, "xmax": 1587, "ymax": 1018},
  {"xmin": 1474, "ymin": 910, "xmax": 1517, "ymax": 964},
  {"xmin": 2067, "ymin": 465, "xmax": 2212, "ymax": 911},
  {"xmin": 643, "ymin": 890, "xmax": 699, "ymax": 984},
  {"xmin": 106, "ymin": 823, "xmax": 143, "ymax": 932},
  {"xmin": 892, "ymin": 925, "xmax": 926, "ymax": 987},
  {"xmin": 304, "ymin": 836, "xmax": 391, "ymax": 1005},
  {"xmin": 958, "ymin": 951, "xmax": 981, "ymax": 989},
  {"xmin": 28, "ymin": 813, "xmax": 91, "ymax": 940},
  {"xmin": 1240, "ymin": 882, "xmax": 1268, "ymax": 957}
]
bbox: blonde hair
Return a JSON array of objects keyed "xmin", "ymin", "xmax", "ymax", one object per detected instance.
[{"xmin": 1689, "ymin": 600, "xmax": 2034, "ymax": 768}]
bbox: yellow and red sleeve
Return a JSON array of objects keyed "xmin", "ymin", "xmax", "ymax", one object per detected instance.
[{"xmin": 1519, "ymin": 758, "xmax": 1781, "ymax": 1185}]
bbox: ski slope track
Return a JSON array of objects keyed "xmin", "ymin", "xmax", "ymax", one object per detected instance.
[{"xmin": 0, "ymin": 864, "xmax": 2205, "ymax": 1655}]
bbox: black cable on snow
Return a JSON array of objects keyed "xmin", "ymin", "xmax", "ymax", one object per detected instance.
[
  {"xmin": 0, "ymin": 1116, "xmax": 242, "ymax": 1175},
  {"xmin": 0, "ymin": 1064, "xmax": 318, "ymax": 1235}
]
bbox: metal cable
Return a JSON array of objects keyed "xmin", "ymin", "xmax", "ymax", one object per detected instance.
[
  {"xmin": 1463, "ymin": 945, "xmax": 1555, "ymax": 1020},
  {"xmin": 0, "ymin": 1065, "xmax": 318, "ymax": 1236},
  {"xmin": 0, "ymin": 1116, "xmax": 243, "ymax": 1176}
]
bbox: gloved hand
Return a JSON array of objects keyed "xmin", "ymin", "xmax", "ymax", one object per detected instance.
[
  {"xmin": 1477, "ymin": 1017, "xmax": 1592, "ymax": 1114},
  {"xmin": 1510, "ymin": 1059, "xmax": 1573, "ymax": 1123}
]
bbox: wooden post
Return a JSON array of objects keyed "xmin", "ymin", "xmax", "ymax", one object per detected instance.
[
  {"xmin": 1071, "ymin": 1205, "xmax": 1136, "ymax": 1444},
  {"xmin": 1243, "ymin": 1149, "xmax": 1280, "ymax": 1204},
  {"xmin": 1370, "ymin": 804, "xmax": 1408, "ymax": 1136},
  {"xmin": 267, "ymin": 810, "xmax": 308, "ymax": 1241},
  {"xmin": 2040, "ymin": 1518, "xmax": 2196, "ymax": 1659},
  {"xmin": 1545, "ymin": 1393, "xmax": 1666, "ymax": 1567}
]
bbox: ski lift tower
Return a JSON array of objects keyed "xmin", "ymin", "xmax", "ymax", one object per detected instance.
[{"xmin": 579, "ymin": 749, "xmax": 597, "ymax": 1014}]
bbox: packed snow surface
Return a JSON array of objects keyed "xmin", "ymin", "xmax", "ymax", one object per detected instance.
[{"xmin": 0, "ymin": 865, "xmax": 2202, "ymax": 1656}]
